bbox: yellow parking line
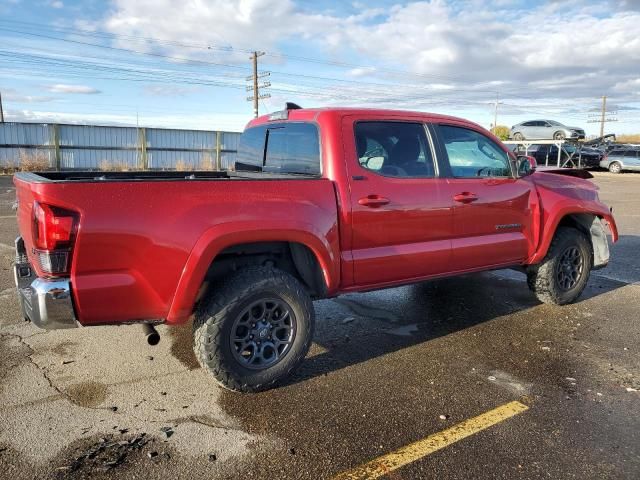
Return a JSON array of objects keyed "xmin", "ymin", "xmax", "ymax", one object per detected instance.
[{"xmin": 332, "ymin": 400, "xmax": 529, "ymax": 480}]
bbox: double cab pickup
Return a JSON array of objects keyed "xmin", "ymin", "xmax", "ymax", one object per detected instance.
[{"xmin": 13, "ymin": 106, "xmax": 617, "ymax": 391}]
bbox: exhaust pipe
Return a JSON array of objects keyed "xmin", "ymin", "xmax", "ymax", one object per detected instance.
[{"xmin": 142, "ymin": 323, "xmax": 160, "ymax": 346}]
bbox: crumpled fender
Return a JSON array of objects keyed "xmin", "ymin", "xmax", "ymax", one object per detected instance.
[{"xmin": 527, "ymin": 200, "xmax": 618, "ymax": 265}]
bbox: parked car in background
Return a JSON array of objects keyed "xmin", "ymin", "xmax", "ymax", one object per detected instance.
[
  {"xmin": 601, "ymin": 143, "xmax": 640, "ymax": 153},
  {"xmin": 510, "ymin": 143, "xmax": 601, "ymax": 168},
  {"xmin": 600, "ymin": 148, "xmax": 640, "ymax": 173},
  {"xmin": 510, "ymin": 120, "xmax": 585, "ymax": 141}
]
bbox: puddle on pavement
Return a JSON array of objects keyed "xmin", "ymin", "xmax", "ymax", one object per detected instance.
[
  {"xmin": 63, "ymin": 381, "xmax": 108, "ymax": 408},
  {"xmin": 51, "ymin": 340, "xmax": 78, "ymax": 357},
  {"xmin": 167, "ymin": 324, "xmax": 200, "ymax": 370}
]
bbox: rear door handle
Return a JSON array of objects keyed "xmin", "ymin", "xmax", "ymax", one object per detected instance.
[
  {"xmin": 358, "ymin": 195, "xmax": 390, "ymax": 208},
  {"xmin": 453, "ymin": 192, "xmax": 478, "ymax": 203}
]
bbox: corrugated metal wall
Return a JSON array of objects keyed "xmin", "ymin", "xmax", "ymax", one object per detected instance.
[{"xmin": 0, "ymin": 122, "xmax": 240, "ymax": 170}]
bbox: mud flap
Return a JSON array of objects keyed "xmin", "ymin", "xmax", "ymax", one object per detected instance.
[{"xmin": 590, "ymin": 217, "xmax": 610, "ymax": 269}]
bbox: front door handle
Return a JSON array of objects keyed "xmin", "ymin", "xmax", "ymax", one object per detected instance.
[
  {"xmin": 453, "ymin": 192, "xmax": 478, "ymax": 203},
  {"xmin": 358, "ymin": 195, "xmax": 390, "ymax": 208}
]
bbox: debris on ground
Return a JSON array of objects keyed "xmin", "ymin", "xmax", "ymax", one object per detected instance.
[
  {"xmin": 55, "ymin": 433, "xmax": 150, "ymax": 475},
  {"xmin": 160, "ymin": 426, "xmax": 174, "ymax": 439},
  {"xmin": 626, "ymin": 387, "xmax": 638, "ymax": 392},
  {"xmin": 439, "ymin": 414, "xmax": 449, "ymax": 420},
  {"xmin": 208, "ymin": 453, "xmax": 217, "ymax": 462},
  {"xmin": 342, "ymin": 317, "xmax": 355, "ymax": 324}
]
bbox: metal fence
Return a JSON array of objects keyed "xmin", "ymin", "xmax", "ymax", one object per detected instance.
[{"xmin": 0, "ymin": 122, "xmax": 241, "ymax": 170}]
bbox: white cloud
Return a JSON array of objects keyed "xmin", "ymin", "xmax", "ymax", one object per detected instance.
[
  {"xmin": 144, "ymin": 85, "xmax": 201, "ymax": 97},
  {"xmin": 46, "ymin": 84, "xmax": 101, "ymax": 94},
  {"xmin": 4, "ymin": 108, "xmax": 247, "ymax": 131},
  {"xmin": 1, "ymin": 87, "xmax": 56, "ymax": 103},
  {"xmin": 49, "ymin": 0, "xmax": 63, "ymax": 8},
  {"xmin": 98, "ymin": 0, "xmax": 640, "ymax": 105}
]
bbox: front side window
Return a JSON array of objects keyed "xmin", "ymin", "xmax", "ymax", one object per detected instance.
[
  {"xmin": 354, "ymin": 122, "xmax": 435, "ymax": 178},
  {"xmin": 439, "ymin": 125, "xmax": 512, "ymax": 178}
]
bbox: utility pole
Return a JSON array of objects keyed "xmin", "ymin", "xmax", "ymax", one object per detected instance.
[
  {"xmin": 0, "ymin": 90, "xmax": 4, "ymax": 123},
  {"xmin": 246, "ymin": 51, "xmax": 270, "ymax": 118},
  {"xmin": 490, "ymin": 92, "xmax": 503, "ymax": 133},
  {"xmin": 599, "ymin": 95, "xmax": 607, "ymax": 138},
  {"xmin": 587, "ymin": 95, "xmax": 617, "ymax": 138}
]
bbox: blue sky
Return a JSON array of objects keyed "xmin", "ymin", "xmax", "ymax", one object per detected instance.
[{"xmin": 1, "ymin": 0, "xmax": 639, "ymax": 134}]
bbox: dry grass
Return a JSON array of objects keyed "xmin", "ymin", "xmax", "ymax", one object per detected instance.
[
  {"xmin": 199, "ymin": 152, "xmax": 214, "ymax": 171},
  {"xmin": 174, "ymin": 159, "xmax": 189, "ymax": 171},
  {"xmin": 616, "ymin": 133, "xmax": 640, "ymax": 143},
  {"xmin": 1, "ymin": 150, "xmax": 51, "ymax": 174},
  {"xmin": 99, "ymin": 160, "xmax": 131, "ymax": 171}
]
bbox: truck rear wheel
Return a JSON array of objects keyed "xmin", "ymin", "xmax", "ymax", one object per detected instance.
[
  {"xmin": 526, "ymin": 227, "xmax": 593, "ymax": 305},
  {"xmin": 193, "ymin": 266, "xmax": 315, "ymax": 392}
]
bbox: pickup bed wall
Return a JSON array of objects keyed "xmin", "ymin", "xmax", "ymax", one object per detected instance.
[{"xmin": 15, "ymin": 176, "xmax": 340, "ymax": 325}]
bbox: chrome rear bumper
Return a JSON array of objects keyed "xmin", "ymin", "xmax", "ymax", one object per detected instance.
[{"xmin": 14, "ymin": 237, "xmax": 77, "ymax": 330}]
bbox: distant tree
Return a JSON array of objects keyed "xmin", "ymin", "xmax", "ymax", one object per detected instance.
[{"xmin": 491, "ymin": 125, "xmax": 510, "ymax": 141}]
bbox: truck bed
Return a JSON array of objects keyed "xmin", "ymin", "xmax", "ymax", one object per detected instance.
[{"xmin": 13, "ymin": 171, "xmax": 339, "ymax": 325}]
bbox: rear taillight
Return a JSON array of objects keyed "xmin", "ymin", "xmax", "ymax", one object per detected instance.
[{"xmin": 32, "ymin": 202, "xmax": 78, "ymax": 276}]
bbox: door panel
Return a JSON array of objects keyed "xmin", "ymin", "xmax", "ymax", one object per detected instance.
[
  {"xmin": 343, "ymin": 117, "xmax": 454, "ymax": 286},
  {"xmin": 435, "ymin": 124, "xmax": 536, "ymax": 270},
  {"xmin": 446, "ymin": 178, "xmax": 534, "ymax": 269}
]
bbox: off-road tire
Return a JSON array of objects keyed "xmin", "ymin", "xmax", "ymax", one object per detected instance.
[
  {"xmin": 526, "ymin": 227, "xmax": 593, "ymax": 305},
  {"xmin": 193, "ymin": 266, "xmax": 315, "ymax": 392},
  {"xmin": 608, "ymin": 161, "xmax": 622, "ymax": 174}
]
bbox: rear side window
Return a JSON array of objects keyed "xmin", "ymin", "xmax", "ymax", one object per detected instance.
[
  {"xmin": 235, "ymin": 122, "xmax": 321, "ymax": 175},
  {"xmin": 354, "ymin": 122, "xmax": 435, "ymax": 178},
  {"xmin": 623, "ymin": 150, "xmax": 638, "ymax": 157}
]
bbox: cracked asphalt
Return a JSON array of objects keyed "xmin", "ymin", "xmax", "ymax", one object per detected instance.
[{"xmin": 0, "ymin": 172, "xmax": 639, "ymax": 479}]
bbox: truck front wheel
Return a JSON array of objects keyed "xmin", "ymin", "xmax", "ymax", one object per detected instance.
[
  {"xmin": 193, "ymin": 266, "xmax": 315, "ymax": 392},
  {"xmin": 526, "ymin": 227, "xmax": 593, "ymax": 305}
]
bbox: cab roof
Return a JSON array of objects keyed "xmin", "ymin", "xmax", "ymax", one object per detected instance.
[{"xmin": 245, "ymin": 106, "xmax": 479, "ymax": 131}]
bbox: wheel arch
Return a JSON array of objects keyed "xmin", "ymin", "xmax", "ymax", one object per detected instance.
[
  {"xmin": 529, "ymin": 210, "xmax": 615, "ymax": 268},
  {"xmin": 166, "ymin": 223, "xmax": 339, "ymax": 324}
]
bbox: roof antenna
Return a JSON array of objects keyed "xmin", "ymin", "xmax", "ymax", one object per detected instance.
[{"xmin": 285, "ymin": 102, "xmax": 302, "ymax": 110}]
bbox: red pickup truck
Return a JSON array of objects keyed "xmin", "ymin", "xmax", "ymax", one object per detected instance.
[{"xmin": 13, "ymin": 106, "xmax": 617, "ymax": 392}]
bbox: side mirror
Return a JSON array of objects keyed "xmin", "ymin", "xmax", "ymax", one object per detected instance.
[{"xmin": 517, "ymin": 155, "xmax": 536, "ymax": 176}]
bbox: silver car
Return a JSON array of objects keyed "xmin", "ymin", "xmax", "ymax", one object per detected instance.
[
  {"xmin": 510, "ymin": 120, "xmax": 585, "ymax": 141},
  {"xmin": 599, "ymin": 148, "xmax": 640, "ymax": 173}
]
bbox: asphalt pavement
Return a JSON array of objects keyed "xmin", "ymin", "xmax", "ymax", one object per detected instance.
[{"xmin": 0, "ymin": 172, "xmax": 638, "ymax": 479}]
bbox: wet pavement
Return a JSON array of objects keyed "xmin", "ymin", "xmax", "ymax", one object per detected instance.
[{"xmin": 0, "ymin": 172, "xmax": 638, "ymax": 479}]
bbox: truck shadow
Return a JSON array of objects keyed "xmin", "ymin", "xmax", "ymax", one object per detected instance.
[{"xmin": 286, "ymin": 268, "xmax": 629, "ymax": 386}]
